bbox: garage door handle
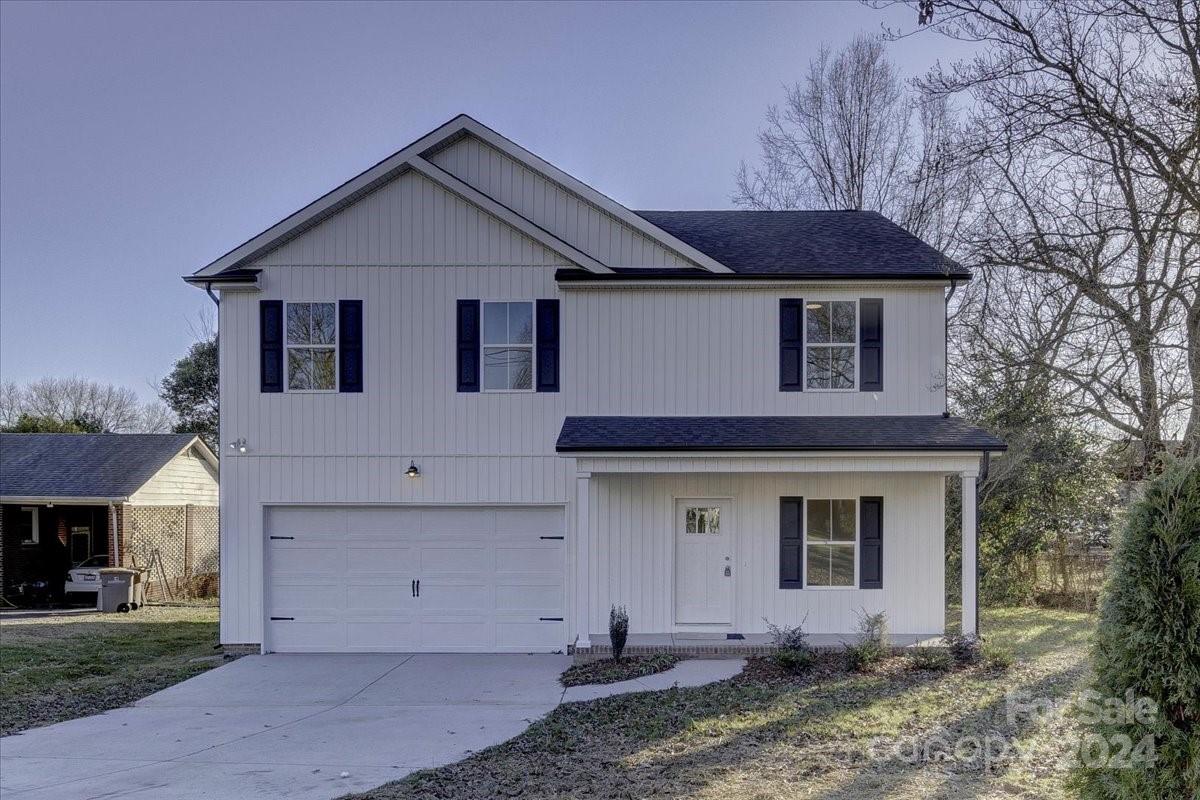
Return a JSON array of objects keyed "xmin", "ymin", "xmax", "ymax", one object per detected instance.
[
  {"xmin": 539, "ymin": 536, "xmax": 564, "ymax": 540},
  {"xmin": 269, "ymin": 536, "xmax": 294, "ymax": 540},
  {"xmin": 539, "ymin": 617, "xmax": 563, "ymax": 622},
  {"xmin": 270, "ymin": 616, "xmax": 294, "ymax": 621}
]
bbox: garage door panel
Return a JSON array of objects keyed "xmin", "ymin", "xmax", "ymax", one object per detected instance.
[
  {"xmin": 347, "ymin": 508, "xmax": 422, "ymax": 535},
  {"xmin": 496, "ymin": 583, "xmax": 562, "ymax": 611},
  {"xmin": 420, "ymin": 619, "xmax": 493, "ymax": 650},
  {"xmin": 266, "ymin": 505, "xmax": 564, "ymax": 653},
  {"xmin": 348, "ymin": 583, "xmax": 413, "ymax": 609},
  {"xmin": 270, "ymin": 582, "xmax": 345, "ymax": 612},
  {"xmin": 498, "ymin": 621, "xmax": 563, "ymax": 650},
  {"xmin": 272, "ymin": 546, "xmax": 345, "ymax": 575},
  {"xmin": 348, "ymin": 621, "xmax": 417, "ymax": 649},
  {"xmin": 494, "ymin": 507, "xmax": 565, "ymax": 536},
  {"xmin": 420, "ymin": 545, "xmax": 490, "ymax": 573},
  {"xmin": 419, "ymin": 580, "xmax": 491, "ymax": 612},
  {"xmin": 497, "ymin": 545, "xmax": 563, "ymax": 573},
  {"xmin": 270, "ymin": 507, "xmax": 346, "ymax": 536},
  {"xmin": 270, "ymin": 621, "xmax": 347, "ymax": 651},
  {"xmin": 419, "ymin": 507, "xmax": 497, "ymax": 534},
  {"xmin": 346, "ymin": 546, "xmax": 415, "ymax": 573}
]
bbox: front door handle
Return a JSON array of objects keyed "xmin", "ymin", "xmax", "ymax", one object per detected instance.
[
  {"xmin": 416, "ymin": 579, "xmax": 420, "ymax": 597},
  {"xmin": 411, "ymin": 579, "xmax": 416, "ymax": 598}
]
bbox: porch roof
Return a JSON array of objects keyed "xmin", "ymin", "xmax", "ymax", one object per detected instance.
[{"xmin": 556, "ymin": 415, "xmax": 1006, "ymax": 453}]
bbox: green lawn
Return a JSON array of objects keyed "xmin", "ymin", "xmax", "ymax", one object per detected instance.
[
  {"xmin": 0, "ymin": 605, "xmax": 224, "ymax": 736},
  {"xmin": 349, "ymin": 607, "xmax": 1095, "ymax": 800}
]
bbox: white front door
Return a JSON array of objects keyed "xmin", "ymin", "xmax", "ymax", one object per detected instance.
[{"xmin": 674, "ymin": 500, "xmax": 733, "ymax": 625}]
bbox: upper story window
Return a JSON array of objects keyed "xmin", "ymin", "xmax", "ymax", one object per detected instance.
[
  {"xmin": 17, "ymin": 506, "xmax": 39, "ymax": 545},
  {"xmin": 806, "ymin": 300, "xmax": 857, "ymax": 390},
  {"xmin": 806, "ymin": 498, "xmax": 857, "ymax": 587},
  {"xmin": 286, "ymin": 302, "xmax": 337, "ymax": 391},
  {"xmin": 482, "ymin": 301, "xmax": 534, "ymax": 391}
]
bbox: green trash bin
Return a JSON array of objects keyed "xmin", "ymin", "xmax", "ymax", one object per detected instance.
[{"xmin": 97, "ymin": 568, "xmax": 137, "ymax": 613}]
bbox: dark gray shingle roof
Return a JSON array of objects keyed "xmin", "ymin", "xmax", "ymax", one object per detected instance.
[
  {"xmin": 557, "ymin": 416, "xmax": 1005, "ymax": 452},
  {"xmin": 0, "ymin": 433, "xmax": 201, "ymax": 499},
  {"xmin": 625, "ymin": 210, "xmax": 966, "ymax": 279}
]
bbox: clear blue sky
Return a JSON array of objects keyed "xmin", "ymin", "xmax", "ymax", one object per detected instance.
[{"xmin": 0, "ymin": 0, "xmax": 968, "ymax": 402}]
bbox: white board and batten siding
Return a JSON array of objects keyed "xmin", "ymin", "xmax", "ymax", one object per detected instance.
[
  {"xmin": 586, "ymin": 472, "xmax": 946, "ymax": 637},
  {"xmin": 428, "ymin": 133, "xmax": 695, "ymax": 269},
  {"xmin": 127, "ymin": 446, "xmax": 219, "ymax": 506},
  {"xmin": 216, "ymin": 134, "xmax": 959, "ymax": 650}
]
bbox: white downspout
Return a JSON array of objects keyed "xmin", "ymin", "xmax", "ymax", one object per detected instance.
[{"xmin": 109, "ymin": 502, "xmax": 120, "ymax": 567}]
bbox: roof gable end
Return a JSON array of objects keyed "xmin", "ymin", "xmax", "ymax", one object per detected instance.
[{"xmin": 190, "ymin": 115, "xmax": 733, "ymax": 279}]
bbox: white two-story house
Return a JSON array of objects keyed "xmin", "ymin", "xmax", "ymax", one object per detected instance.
[{"xmin": 186, "ymin": 115, "xmax": 1004, "ymax": 655}]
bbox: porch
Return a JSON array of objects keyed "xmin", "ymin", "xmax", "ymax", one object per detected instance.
[{"xmin": 557, "ymin": 416, "xmax": 1005, "ymax": 655}]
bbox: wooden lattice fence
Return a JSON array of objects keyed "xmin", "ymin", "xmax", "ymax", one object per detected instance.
[{"xmin": 123, "ymin": 504, "xmax": 219, "ymax": 600}]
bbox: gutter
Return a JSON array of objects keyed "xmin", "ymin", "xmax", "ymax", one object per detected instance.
[{"xmin": 1, "ymin": 495, "xmax": 127, "ymax": 505}]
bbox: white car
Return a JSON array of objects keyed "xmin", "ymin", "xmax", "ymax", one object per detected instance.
[{"xmin": 64, "ymin": 555, "xmax": 108, "ymax": 599}]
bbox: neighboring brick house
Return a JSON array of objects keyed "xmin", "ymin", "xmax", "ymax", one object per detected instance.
[{"xmin": 0, "ymin": 433, "xmax": 219, "ymax": 603}]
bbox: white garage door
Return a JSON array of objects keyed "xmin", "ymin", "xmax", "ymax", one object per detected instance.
[{"xmin": 265, "ymin": 505, "xmax": 566, "ymax": 653}]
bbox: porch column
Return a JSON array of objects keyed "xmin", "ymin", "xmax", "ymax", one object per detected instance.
[
  {"xmin": 960, "ymin": 473, "xmax": 978, "ymax": 636},
  {"xmin": 575, "ymin": 472, "xmax": 592, "ymax": 649}
]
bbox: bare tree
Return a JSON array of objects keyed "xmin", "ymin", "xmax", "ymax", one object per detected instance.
[
  {"xmin": 139, "ymin": 400, "xmax": 178, "ymax": 434},
  {"xmin": 877, "ymin": 0, "xmax": 1199, "ymax": 460},
  {"xmin": 734, "ymin": 34, "xmax": 975, "ymax": 253},
  {"xmin": 15, "ymin": 377, "xmax": 144, "ymax": 432},
  {"xmin": 0, "ymin": 381, "xmax": 21, "ymax": 428}
]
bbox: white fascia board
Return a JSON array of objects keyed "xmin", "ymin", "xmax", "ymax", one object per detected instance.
[
  {"xmin": 192, "ymin": 115, "xmax": 479, "ymax": 278},
  {"xmin": 406, "ymin": 156, "xmax": 613, "ymax": 273},
  {"xmin": 557, "ymin": 279, "xmax": 956, "ymax": 291},
  {"xmin": 454, "ymin": 117, "xmax": 734, "ymax": 274},
  {"xmin": 566, "ymin": 451, "xmax": 987, "ymax": 475}
]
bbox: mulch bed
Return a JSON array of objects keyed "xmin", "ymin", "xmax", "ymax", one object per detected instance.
[{"xmin": 559, "ymin": 653, "xmax": 680, "ymax": 687}]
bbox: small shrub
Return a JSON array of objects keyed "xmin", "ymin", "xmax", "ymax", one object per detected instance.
[
  {"xmin": 943, "ymin": 631, "xmax": 982, "ymax": 665},
  {"xmin": 773, "ymin": 647, "xmax": 815, "ymax": 674},
  {"xmin": 906, "ymin": 647, "xmax": 953, "ymax": 672},
  {"xmin": 609, "ymin": 605, "xmax": 629, "ymax": 662},
  {"xmin": 764, "ymin": 617, "xmax": 810, "ymax": 651},
  {"xmin": 844, "ymin": 609, "xmax": 889, "ymax": 672},
  {"xmin": 981, "ymin": 642, "xmax": 1014, "ymax": 672},
  {"xmin": 764, "ymin": 616, "xmax": 815, "ymax": 673}
]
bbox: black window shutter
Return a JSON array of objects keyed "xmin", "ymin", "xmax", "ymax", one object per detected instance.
[
  {"xmin": 260, "ymin": 300, "xmax": 283, "ymax": 393},
  {"xmin": 860, "ymin": 298, "xmax": 883, "ymax": 392},
  {"xmin": 535, "ymin": 299, "xmax": 560, "ymax": 392},
  {"xmin": 860, "ymin": 496, "xmax": 883, "ymax": 589},
  {"xmin": 780, "ymin": 299, "xmax": 804, "ymax": 391},
  {"xmin": 780, "ymin": 497, "xmax": 804, "ymax": 589},
  {"xmin": 456, "ymin": 300, "xmax": 480, "ymax": 392},
  {"xmin": 339, "ymin": 300, "xmax": 363, "ymax": 393}
]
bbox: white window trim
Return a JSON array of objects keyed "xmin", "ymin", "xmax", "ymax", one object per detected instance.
[
  {"xmin": 803, "ymin": 498, "xmax": 858, "ymax": 589},
  {"xmin": 19, "ymin": 506, "xmax": 39, "ymax": 545},
  {"xmin": 285, "ymin": 301, "xmax": 338, "ymax": 394},
  {"xmin": 804, "ymin": 299, "xmax": 859, "ymax": 393},
  {"xmin": 481, "ymin": 299, "xmax": 536, "ymax": 394}
]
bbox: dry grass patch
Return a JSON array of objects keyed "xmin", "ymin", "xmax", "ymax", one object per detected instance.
[
  {"xmin": 0, "ymin": 604, "xmax": 225, "ymax": 735},
  {"xmin": 346, "ymin": 607, "xmax": 1095, "ymax": 800}
]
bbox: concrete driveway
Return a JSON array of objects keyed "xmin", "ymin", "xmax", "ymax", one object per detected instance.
[{"xmin": 0, "ymin": 653, "xmax": 572, "ymax": 799}]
